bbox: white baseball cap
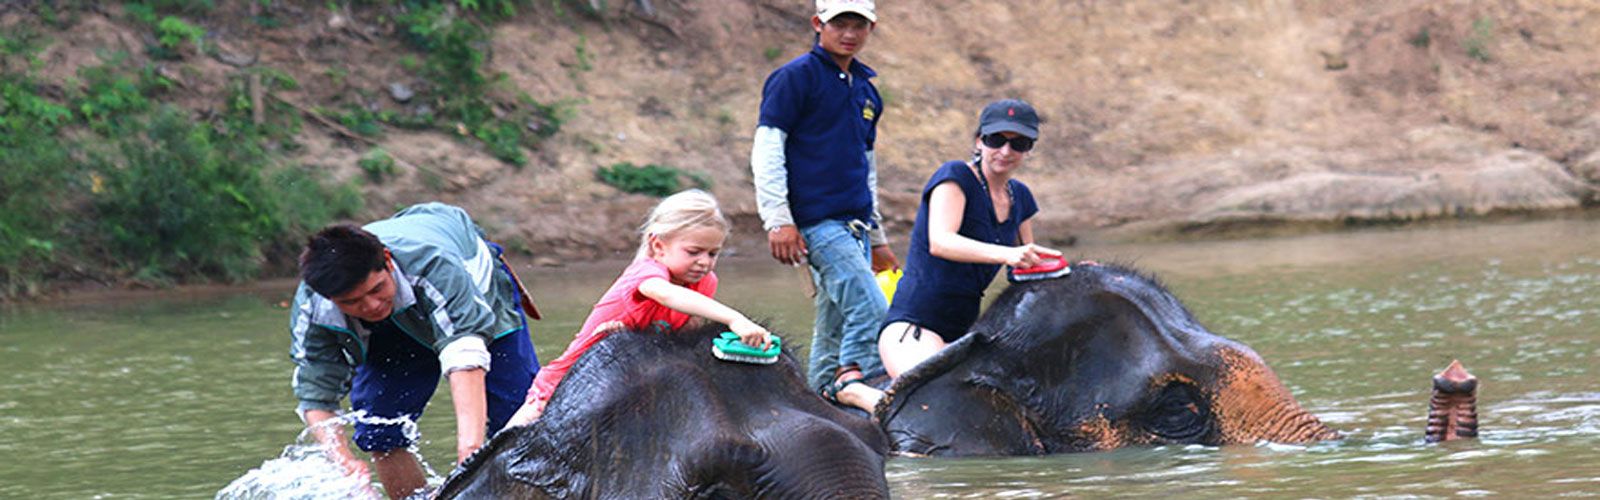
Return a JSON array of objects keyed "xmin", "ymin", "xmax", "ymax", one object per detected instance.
[{"xmin": 816, "ymin": 0, "xmax": 876, "ymax": 23}]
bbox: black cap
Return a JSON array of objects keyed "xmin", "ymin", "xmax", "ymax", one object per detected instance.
[{"xmin": 977, "ymin": 99, "xmax": 1039, "ymax": 139}]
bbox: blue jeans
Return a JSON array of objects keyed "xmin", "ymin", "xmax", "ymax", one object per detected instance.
[{"xmin": 800, "ymin": 219, "xmax": 888, "ymax": 391}]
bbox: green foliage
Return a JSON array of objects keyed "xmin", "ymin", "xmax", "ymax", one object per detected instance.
[
  {"xmin": 263, "ymin": 166, "xmax": 364, "ymax": 257},
  {"xmin": 0, "ymin": 79, "xmax": 78, "ymax": 296},
  {"xmin": 391, "ymin": 2, "xmax": 569, "ymax": 165},
  {"xmin": 131, "ymin": 0, "xmax": 217, "ymax": 14},
  {"xmin": 457, "ymin": 0, "xmax": 524, "ymax": 19},
  {"xmin": 1, "ymin": 26, "xmax": 51, "ymax": 69},
  {"xmin": 475, "ymin": 119, "xmax": 527, "ymax": 165},
  {"xmin": 597, "ymin": 162, "xmax": 712, "ymax": 197},
  {"xmin": 156, "ymin": 16, "xmax": 206, "ymax": 51},
  {"xmin": 1408, "ymin": 27, "xmax": 1431, "ymax": 49},
  {"xmin": 573, "ymin": 35, "xmax": 593, "ymax": 72},
  {"xmin": 323, "ymin": 66, "xmax": 348, "ymax": 88},
  {"xmin": 334, "ymin": 105, "xmax": 385, "ymax": 136},
  {"xmin": 69, "ymin": 53, "xmax": 155, "ymax": 132},
  {"xmin": 763, "ymin": 47, "xmax": 783, "ymax": 61},
  {"xmin": 83, "ymin": 104, "xmax": 356, "ymax": 284},
  {"xmin": 359, "ymin": 148, "xmax": 398, "ymax": 182},
  {"xmin": 0, "ymin": 24, "xmax": 349, "ymax": 297},
  {"xmin": 89, "ymin": 106, "xmax": 278, "ymax": 282},
  {"xmin": 1465, "ymin": 17, "xmax": 1493, "ymax": 62},
  {"xmin": 1, "ymin": 80, "xmax": 73, "ymax": 132},
  {"xmin": 218, "ymin": 67, "xmax": 302, "ymax": 143}
]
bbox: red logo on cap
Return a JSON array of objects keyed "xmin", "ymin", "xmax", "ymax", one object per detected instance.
[{"xmin": 1008, "ymin": 108, "xmax": 1015, "ymax": 116}]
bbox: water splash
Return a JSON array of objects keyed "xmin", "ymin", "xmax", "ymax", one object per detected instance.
[{"xmin": 216, "ymin": 411, "xmax": 442, "ymax": 500}]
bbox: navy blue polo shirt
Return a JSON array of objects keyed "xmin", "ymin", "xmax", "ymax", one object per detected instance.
[
  {"xmin": 885, "ymin": 161, "xmax": 1039, "ymax": 339},
  {"xmin": 758, "ymin": 44, "xmax": 883, "ymax": 227}
]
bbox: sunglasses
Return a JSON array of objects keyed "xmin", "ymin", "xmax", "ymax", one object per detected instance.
[{"xmin": 981, "ymin": 134, "xmax": 1035, "ymax": 152}]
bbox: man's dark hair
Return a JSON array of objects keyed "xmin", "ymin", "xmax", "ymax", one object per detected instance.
[{"xmin": 300, "ymin": 224, "xmax": 387, "ymax": 298}]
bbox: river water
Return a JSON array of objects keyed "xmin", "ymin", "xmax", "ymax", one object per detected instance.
[{"xmin": 2, "ymin": 216, "xmax": 1597, "ymax": 498}]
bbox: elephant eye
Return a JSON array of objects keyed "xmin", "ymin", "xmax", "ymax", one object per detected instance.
[{"xmin": 1141, "ymin": 382, "xmax": 1212, "ymax": 443}]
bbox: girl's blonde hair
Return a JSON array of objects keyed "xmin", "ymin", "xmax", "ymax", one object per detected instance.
[{"xmin": 635, "ymin": 189, "xmax": 731, "ymax": 261}]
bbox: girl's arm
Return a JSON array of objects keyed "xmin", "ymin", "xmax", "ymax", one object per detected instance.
[
  {"xmin": 926, "ymin": 183, "xmax": 1060, "ymax": 267},
  {"xmin": 637, "ymin": 277, "xmax": 771, "ymax": 347}
]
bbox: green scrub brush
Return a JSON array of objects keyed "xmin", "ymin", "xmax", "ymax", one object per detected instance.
[{"xmin": 712, "ymin": 331, "xmax": 782, "ymax": 365}]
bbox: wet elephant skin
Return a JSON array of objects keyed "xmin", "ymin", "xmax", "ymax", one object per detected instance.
[
  {"xmin": 875, "ymin": 263, "xmax": 1339, "ymax": 456},
  {"xmin": 437, "ymin": 323, "xmax": 890, "ymax": 499}
]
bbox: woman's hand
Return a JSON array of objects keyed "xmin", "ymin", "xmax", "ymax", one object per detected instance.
[
  {"xmin": 1004, "ymin": 243, "xmax": 1063, "ymax": 268},
  {"xmin": 729, "ymin": 318, "xmax": 771, "ymax": 349}
]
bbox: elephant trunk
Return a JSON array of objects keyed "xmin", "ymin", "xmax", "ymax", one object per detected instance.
[
  {"xmin": 1214, "ymin": 348, "xmax": 1341, "ymax": 444},
  {"xmin": 1425, "ymin": 359, "xmax": 1478, "ymax": 443}
]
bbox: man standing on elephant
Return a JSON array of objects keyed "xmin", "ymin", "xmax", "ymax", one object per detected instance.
[
  {"xmin": 289, "ymin": 202, "xmax": 541, "ymax": 499},
  {"xmin": 752, "ymin": 0, "xmax": 899, "ymax": 405}
]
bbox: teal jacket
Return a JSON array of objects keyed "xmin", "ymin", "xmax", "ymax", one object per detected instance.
[{"xmin": 289, "ymin": 203, "xmax": 525, "ymax": 414}]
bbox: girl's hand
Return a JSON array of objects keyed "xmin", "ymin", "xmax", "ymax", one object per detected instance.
[
  {"xmin": 729, "ymin": 318, "xmax": 771, "ymax": 349},
  {"xmin": 1004, "ymin": 243, "xmax": 1063, "ymax": 268},
  {"xmin": 594, "ymin": 320, "xmax": 627, "ymax": 335}
]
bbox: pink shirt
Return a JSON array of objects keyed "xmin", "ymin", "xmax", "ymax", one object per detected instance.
[{"xmin": 527, "ymin": 258, "xmax": 718, "ymax": 403}]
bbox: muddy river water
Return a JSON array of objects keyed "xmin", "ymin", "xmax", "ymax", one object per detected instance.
[{"xmin": 3, "ymin": 216, "xmax": 1596, "ymax": 498}]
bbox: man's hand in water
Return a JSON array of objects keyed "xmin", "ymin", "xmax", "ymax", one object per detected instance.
[
  {"xmin": 334, "ymin": 450, "xmax": 371, "ymax": 482},
  {"xmin": 303, "ymin": 409, "xmax": 371, "ymax": 481}
]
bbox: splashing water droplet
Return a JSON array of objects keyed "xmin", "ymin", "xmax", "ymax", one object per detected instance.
[{"xmin": 216, "ymin": 411, "xmax": 443, "ymax": 500}]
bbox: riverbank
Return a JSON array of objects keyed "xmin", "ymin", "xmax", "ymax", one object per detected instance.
[{"xmin": 3, "ymin": 0, "xmax": 1597, "ymax": 299}]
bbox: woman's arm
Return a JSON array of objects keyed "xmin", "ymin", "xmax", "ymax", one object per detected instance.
[
  {"xmin": 638, "ymin": 277, "xmax": 770, "ymax": 347},
  {"xmin": 926, "ymin": 183, "xmax": 1060, "ymax": 267}
]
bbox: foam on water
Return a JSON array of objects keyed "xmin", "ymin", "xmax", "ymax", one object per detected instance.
[{"xmin": 216, "ymin": 411, "xmax": 442, "ymax": 500}]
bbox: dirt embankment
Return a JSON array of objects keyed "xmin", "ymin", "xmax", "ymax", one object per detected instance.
[{"xmin": 20, "ymin": 0, "xmax": 1600, "ymax": 261}]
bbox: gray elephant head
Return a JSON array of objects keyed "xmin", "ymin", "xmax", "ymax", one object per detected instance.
[
  {"xmin": 876, "ymin": 263, "xmax": 1339, "ymax": 456},
  {"xmin": 438, "ymin": 323, "xmax": 890, "ymax": 499}
]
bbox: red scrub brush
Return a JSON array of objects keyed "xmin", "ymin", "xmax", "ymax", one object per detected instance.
[{"xmin": 1009, "ymin": 257, "xmax": 1070, "ymax": 283}]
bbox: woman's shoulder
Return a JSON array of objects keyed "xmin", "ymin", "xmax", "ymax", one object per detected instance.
[{"xmin": 927, "ymin": 160, "xmax": 974, "ymax": 183}]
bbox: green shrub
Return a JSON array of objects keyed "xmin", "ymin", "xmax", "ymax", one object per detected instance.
[
  {"xmin": 359, "ymin": 148, "xmax": 398, "ymax": 182},
  {"xmin": 69, "ymin": 53, "xmax": 154, "ymax": 132},
  {"xmin": 156, "ymin": 16, "xmax": 205, "ymax": 51},
  {"xmin": 262, "ymin": 165, "xmax": 364, "ymax": 261},
  {"xmin": 334, "ymin": 105, "xmax": 384, "ymax": 136},
  {"xmin": 597, "ymin": 162, "xmax": 711, "ymax": 197},
  {"xmin": 0, "ymin": 92, "xmax": 77, "ymax": 296},
  {"xmin": 0, "ymin": 37, "xmax": 354, "ymax": 296},
  {"xmin": 86, "ymin": 104, "xmax": 357, "ymax": 284},
  {"xmin": 88, "ymin": 106, "xmax": 272, "ymax": 282},
  {"xmin": 1465, "ymin": 17, "xmax": 1493, "ymax": 62},
  {"xmin": 393, "ymin": 2, "xmax": 568, "ymax": 166},
  {"xmin": 218, "ymin": 67, "xmax": 302, "ymax": 143},
  {"xmin": 1408, "ymin": 27, "xmax": 1431, "ymax": 49}
]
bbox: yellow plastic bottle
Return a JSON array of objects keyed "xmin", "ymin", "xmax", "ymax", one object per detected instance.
[{"xmin": 875, "ymin": 269, "xmax": 902, "ymax": 305}]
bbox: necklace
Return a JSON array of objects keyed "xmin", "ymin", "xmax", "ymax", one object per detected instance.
[{"xmin": 969, "ymin": 161, "xmax": 1013, "ymax": 224}]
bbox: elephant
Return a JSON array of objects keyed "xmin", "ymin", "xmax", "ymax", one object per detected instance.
[
  {"xmin": 435, "ymin": 322, "xmax": 891, "ymax": 499},
  {"xmin": 873, "ymin": 263, "xmax": 1342, "ymax": 456}
]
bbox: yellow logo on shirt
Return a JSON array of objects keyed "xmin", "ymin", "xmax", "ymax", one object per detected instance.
[{"xmin": 862, "ymin": 101, "xmax": 876, "ymax": 120}]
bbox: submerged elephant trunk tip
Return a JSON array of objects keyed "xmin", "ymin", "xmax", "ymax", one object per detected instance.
[{"xmin": 1426, "ymin": 359, "xmax": 1479, "ymax": 443}]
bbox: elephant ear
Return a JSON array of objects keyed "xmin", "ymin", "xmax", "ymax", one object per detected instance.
[{"xmin": 874, "ymin": 331, "xmax": 989, "ymax": 424}]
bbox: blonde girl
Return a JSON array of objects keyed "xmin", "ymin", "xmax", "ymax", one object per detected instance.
[{"xmin": 508, "ymin": 189, "xmax": 770, "ymax": 425}]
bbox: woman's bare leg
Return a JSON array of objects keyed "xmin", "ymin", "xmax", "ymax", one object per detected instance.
[{"xmin": 878, "ymin": 322, "xmax": 946, "ymax": 379}]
